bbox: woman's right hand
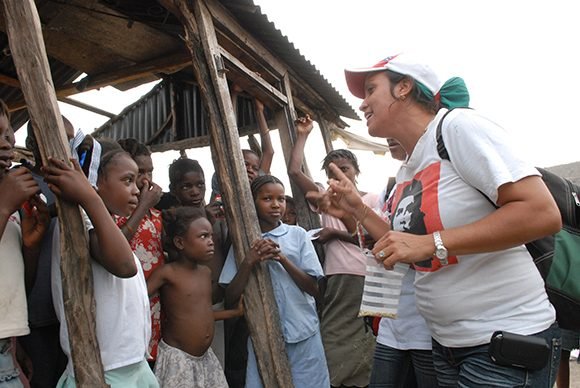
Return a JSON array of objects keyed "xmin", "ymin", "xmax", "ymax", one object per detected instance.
[{"xmin": 307, "ymin": 163, "xmax": 364, "ymax": 218}]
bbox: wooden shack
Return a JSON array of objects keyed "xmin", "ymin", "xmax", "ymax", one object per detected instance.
[{"xmin": 0, "ymin": 0, "xmax": 362, "ymax": 385}]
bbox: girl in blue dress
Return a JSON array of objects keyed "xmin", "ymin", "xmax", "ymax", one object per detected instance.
[{"xmin": 219, "ymin": 175, "xmax": 329, "ymax": 387}]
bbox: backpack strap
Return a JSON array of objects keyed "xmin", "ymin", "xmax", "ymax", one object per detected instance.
[
  {"xmin": 436, "ymin": 108, "xmax": 457, "ymax": 161},
  {"xmin": 436, "ymin": 107, "xmax": 496, "ymax": 208},
  {"xmin": 385, "ymin": 177, "xmax": 396, "ymax": 202}
]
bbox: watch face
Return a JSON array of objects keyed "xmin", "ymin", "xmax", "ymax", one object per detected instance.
[{"xmin": 435, "ymin": 248, "xmax": 448, "ymax": 260}]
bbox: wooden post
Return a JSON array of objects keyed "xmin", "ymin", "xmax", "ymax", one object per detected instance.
[
  {"xmin": 317, "ymin": 116, "xmax": 335, "ymax": 155},
  {"xmin": 158, "ymin": 0, "xmax": 293, "ymax": 386},
  {"xmin": 1, "ymin": 1, "xmax": 107, "ymax": 386},
  {"xmin": 275, "ymin": 74, "xmax": 322, "ymax": 231}
]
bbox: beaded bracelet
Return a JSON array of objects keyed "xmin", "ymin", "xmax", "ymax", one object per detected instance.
[{"xmin": 355, "ymin": 204, "xmax": 369, "ymax": 223}]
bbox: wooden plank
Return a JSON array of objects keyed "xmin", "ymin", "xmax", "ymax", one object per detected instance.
[
  {"xmin": 0, "ymin": 72, "xmax": 20, "ymax": 88},
  {"xmin": 206, "ymin": 0, "xmax": 287, "ymax": 76},
  {"xmin": 206, "ymin": 0, "xmax": 353, "ymax": 123},
  {"xmin": 317, "ymin": 116, "xmax": 335, "ymax": 155},
  {"xmin": 33, "ymin": 0, "xmax": 181, "ymax": 75},
  {"xmin": 149, "ymin": 135, "xmax": 207, "ymax": 153},
  {"xmin": 7, "ymin": 50, "xmax": 191, "ymax": 112},
  {"xmin": 158, "ymin": 1, "xmax": 294, "ymax": 386},
  {"xmin": 288, "ymin": 72, "xmax": 344, "ymax": 122},
  {"xmin": 219, "ymin": 47, "xmax": 288, "ymax": 106},
  {"xmin": 275, "ymin": 73, "xmax": 322, "ymax": 232},
  {"xmin": 292, "ymin": 96, "xmax": 315, "ymax": 117},
  {"xmin": 1, "ymin": 1, "xmax": 107, "ymax": 386},
  {"xmin": 59, "ymin": 97, "xmax": 115, "ymax": 118}
]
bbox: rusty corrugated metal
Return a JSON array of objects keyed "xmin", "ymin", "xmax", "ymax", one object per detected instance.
[{"xmin": 93, "ymin": 78, "xmax": 260, "ymax": 148}]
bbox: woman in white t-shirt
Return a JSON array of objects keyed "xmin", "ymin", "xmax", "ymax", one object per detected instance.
[{"xmin": 309, "ymin": 53, "xmax": 562, "ymax": 388}]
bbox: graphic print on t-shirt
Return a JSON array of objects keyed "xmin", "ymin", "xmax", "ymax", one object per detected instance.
[{"xmin": 391, "ymin": 162, "xmax": 457, "ymax": 272}]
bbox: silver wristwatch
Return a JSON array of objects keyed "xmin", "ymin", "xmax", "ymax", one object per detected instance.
[{"xmin": 433, "ymin": 231, "xmax": 448, "ymax": 266}]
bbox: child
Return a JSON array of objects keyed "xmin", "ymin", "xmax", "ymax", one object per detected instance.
[
  {"xmin": 168, "ymin": 158, "xmax": 222, "ymax": 222},
  {"xmin": 219, "ymin": 175, "xmax": 329, "ymax": 388},
  {"xmin": 17, "ymin": 118, "xmax": 74, "ymax": 388},
  {"xmin": 44, "ymin": 143, "xmax": 158, "ymax": 386},
  {"xmin": 0, "ymin": 99, "xmax": 49, "ymax": 387},
  {"xmin": 282, "ymin": 195, "xmax": 297, "ymax": 226},
  {"xmin": 116, "ymin": 138, "xmax": 164, "ymax": 364},
  {"xmin": 147, "ymin": 207, "xmax": 240, "ymax": 387},
  {"xmin": 167, "ymin": 157, "xmax": 229, "ymax": 367}
]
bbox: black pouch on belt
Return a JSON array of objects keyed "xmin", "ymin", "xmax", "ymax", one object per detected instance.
[{"xmin": 488, "ymin": 331, "xmax": 550, "ymax": 370}]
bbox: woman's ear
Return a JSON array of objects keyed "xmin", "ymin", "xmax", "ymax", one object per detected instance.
[
  {"xmin": 173, "ymin": 235, "xmax": 184, "ymax": 250},
  {"xmin": 397, "ymin": 77, "xmax": 414, "ymax": 97}
]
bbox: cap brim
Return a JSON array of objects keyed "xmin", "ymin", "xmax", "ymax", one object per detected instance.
[{"xmin": 344, "ymin": 68, "xmax": 385, "ymax": 99}]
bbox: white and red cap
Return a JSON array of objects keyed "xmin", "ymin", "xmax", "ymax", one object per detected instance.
[{"xmin": 344, "ymin": 53, "xmax": 443, "ymax": 99}]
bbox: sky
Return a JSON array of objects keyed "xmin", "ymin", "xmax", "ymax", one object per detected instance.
[{"xmin": 15, "ymin": 0, "xmax": 580, "ymax": 199}]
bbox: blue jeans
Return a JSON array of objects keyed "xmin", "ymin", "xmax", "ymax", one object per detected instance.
[
  {"xmin": 431, "ymin": 324, "xmax": 561, "ymax": 387},
  {"xmin": 370, "ymin": 342, "xmax": 438, "ymax": 388}
]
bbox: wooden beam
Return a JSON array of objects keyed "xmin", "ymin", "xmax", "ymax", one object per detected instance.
[
  {"xmin": 59, "ymin": 97, "xmax": 115, "ymax": 118},
  {"xmin": 275, "ymin": 73, "xmax": 322, "ymax": 232},
  {"xmin": 206, "ymin": 0, "xmax": 351, "ymax": 124},
  {"xmin": 1, "ymin": 1, "xmax": 107, "ymax": 386},
  {"xmin": 219, "ymin": 47, "xmax": 288, "ymax": 106},
  {"xmin": 288, "ymin": 72, "xmax": 343, "ymax": 122},
  {"xmin": 158, "ymin": 0, "xmax": 294, "ymax": 386},
  {"xmin": 206, "ymin": 0, "xmax": 287, "ymax": 76},
  {"xmin": 7, "ymin": 50, "xmax": 191, "ymax": 112},
  {"xmin": 317, "ymin": 116, "xmax": 335, "ymax": 155},
  {"xmin": 149, "ymin": 136, "xmax": 207, "ymax": 153},
  {"xmin": 148, "ymin": 125, "xmax": 261, "ymax": 152},
  {"xmin": 0, "ymin": 72, "xmax": 20, "ymax": 88}
]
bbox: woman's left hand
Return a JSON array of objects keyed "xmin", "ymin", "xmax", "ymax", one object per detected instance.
[
  {"xmin": 305, "ymin": 163, "xmax": 363, "ymax": 219},
  {"xmin": 371, "ymin": 231, "xmax": 434, "ymax": 269}
]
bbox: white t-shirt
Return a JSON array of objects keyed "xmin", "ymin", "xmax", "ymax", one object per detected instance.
[
  {"xmin": 0, "ymin": 212, "xmax": 29, "ymax": 339},
  {"xmin": 375, "ymin": 189, "xmax": 432, "ymax": 351},
  {"xmin": 377, "ymin": 267, "xmax": 432, "ymax": 350},
  {"xmin": 392, "ymin": 108, "xmax": 555, "ymax": 347},
  {"xmin": 51, "ymin": 214, "xmax": 151, "ymax": 374}
]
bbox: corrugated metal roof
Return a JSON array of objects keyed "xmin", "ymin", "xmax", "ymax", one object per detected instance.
[
  {"xmin": 219, "ymin": 0, "xmax": 358, "ymax": 120},
  {"xmin": 0, "ymin": 0, "xmax": 358, "ymax": 140},
  {"xmin": 93, "ymin": 78, "xmax": 264, "ymax": 149}
]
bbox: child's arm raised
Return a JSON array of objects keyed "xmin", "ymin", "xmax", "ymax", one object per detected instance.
[
  {"xmin": 224, "ymin": 239, "xmax": 280, "ymax": 308},
  {"xmin": 274, "ymin": 253, "xmax": 319, "ymax": 299},
  {"xmin": 254, "ymin": 99, "xmax": 274, "ymax": 175},
  {"xmin": 43, "ymin": 158, "xmax": 136, "ymax": 278},
  {"xmin": 287, "ymin": 115, "xmax": 319, "ymax": 201}
]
